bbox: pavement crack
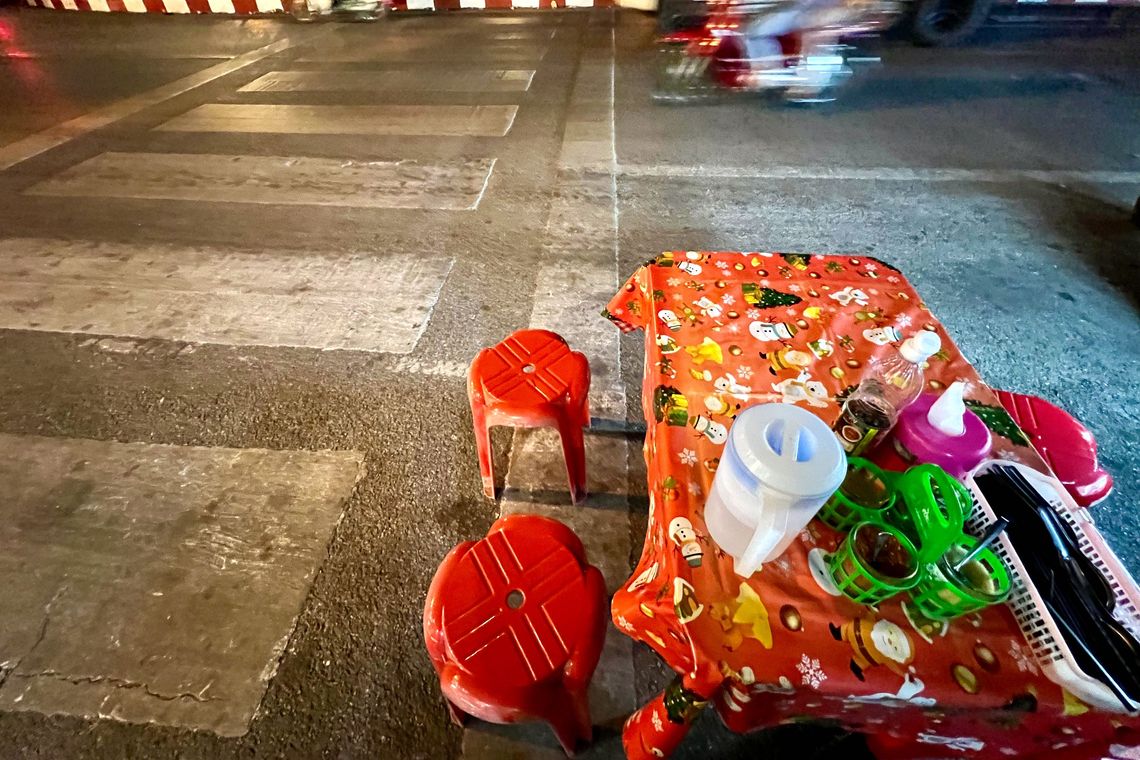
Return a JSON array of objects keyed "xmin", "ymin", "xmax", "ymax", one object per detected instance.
[
  {"xmin": 0, "ymin": 585, "xmax": 68, "ymax": 691},
  {"xmin": 11, "ymin": 670, "xmax": 221, "ymax": 704}
]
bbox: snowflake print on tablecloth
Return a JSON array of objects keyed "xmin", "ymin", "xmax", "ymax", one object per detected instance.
[
  {"xmin": 865, "ymin": 263, "xmax": 877, "ymax": 271},
  {"xmin": 617, "ymin": 615, "xmax": 635, "ymax": 633},
  {"xmin": 667, "ymin": 277, "xmax": 682, "ymax": 287},
  {"xmin": 721, "ymin": 294, "xmax": 736, "ymax": 305},
  {"xmin": 652, "ymin": 711, "xmax": 664, "ymax": 733},
  {"xmin": 680, "ymin": 448, "xmax": 698, "ymax": 466},
  {"xmin": 797, "ymin": 654, "xmax": 827, "ymax": 689},
  {"xmin": 726, "ymin": 322, "xmax": 742, "ymax": 334},
  {"xmin": 715, "ymin": 260, "xmax": 730, "ymax": 270},
  {"xmin": 1008, "ymin": 640, "xmax": 1039, "ymax": 675},
  {"xmin": 788, "ymin": 284, "xmax": 802, "ymax": 293},
  {"xmin": 746, "ymin": 308, "xmax": 761, "ymax": 320},
  {"xmin": 895, "ymin": 314, "xmax": 913, "ymax": 328},
  {"xmin": 887, "ymin": 275, "xmax": 900, "ymax": 284},
  {"xmin": 688, "ymin": 480, "xmax": 702, "ymax": 497},
  {"xmin": 736, "ymin": 365, "xmax": 754, "ymax": 380}
]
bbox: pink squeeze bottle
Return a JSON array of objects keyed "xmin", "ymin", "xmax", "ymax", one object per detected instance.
[{"xmin": 891, "ymin": 382, "xmax": 993, "ymax": 479}]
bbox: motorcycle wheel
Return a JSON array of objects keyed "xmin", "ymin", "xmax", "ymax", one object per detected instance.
[
  {"xmin": 906, "ymin": 0, "xmax": 992, "ymax": 46},
  {"xmin": 651, "ymin": 45, "xmax": 713, "ymax": 105}
]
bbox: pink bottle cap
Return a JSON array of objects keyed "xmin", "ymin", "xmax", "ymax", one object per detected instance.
[{"xmin": 894, "ymin": 394, "xmax": 992, "ymax": 479}]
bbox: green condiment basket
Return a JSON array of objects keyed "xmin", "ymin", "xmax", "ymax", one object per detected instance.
[
  {"xmin": 828, "ymin": 520, "xmax": 921, "ymax": 606},
  {"xmin": 817, "ymin": 457, "xmax": 897, "ymax": 532},
  {"xmin": 908, "ymin": 535, "xmax": 1012, "ymax": 621}
]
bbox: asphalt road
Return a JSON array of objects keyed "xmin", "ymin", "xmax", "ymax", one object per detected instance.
[{"xmin": 0, "ymin": 5, "xmax": 1137, "ymax": 759}]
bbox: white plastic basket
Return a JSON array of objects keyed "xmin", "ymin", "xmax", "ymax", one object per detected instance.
[{"xmin": 963, "ymin": 459, "xmax": 1140, "ymax": 714}]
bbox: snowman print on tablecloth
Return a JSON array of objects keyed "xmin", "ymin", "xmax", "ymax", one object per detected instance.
[{"xmin": 863, "ymin": 325, "xmax": 902, "ymax": 346}]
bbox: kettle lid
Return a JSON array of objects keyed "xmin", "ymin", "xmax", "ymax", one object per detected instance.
[{"xmin": 729, "ymin": 403, "xmax": 846, "ymax": 498}]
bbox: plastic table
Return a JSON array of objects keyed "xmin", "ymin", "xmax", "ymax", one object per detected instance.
[{"xmin": 604, "ymin": 251, "xmax": 1140, "ymax": 759}]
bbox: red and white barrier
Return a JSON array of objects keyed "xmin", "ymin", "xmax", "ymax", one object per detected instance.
[
  {"xmin": 22, "ymin": 0, "xmax": 608, "ymax": 11},
  {"xmin": 23, "ymin": 0, "xmax": 284, "ymax": 11}
]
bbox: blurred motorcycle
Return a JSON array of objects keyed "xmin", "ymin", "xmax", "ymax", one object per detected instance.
[
  {"xmin": 291, "ymin": 0, "xmax": 389, "ymax": 21},
  {"xmin": 654, "ymin": 0, "xmax": 900, "ymax": 104}
]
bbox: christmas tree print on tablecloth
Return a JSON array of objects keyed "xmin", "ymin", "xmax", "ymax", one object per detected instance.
[
  {"xmin": 965, "ymin": 400, "xmax": 1030, "ymax": 446},
  {"xmin": 742, "ymin": 284, "xmax": 803, "ymax": 309}
]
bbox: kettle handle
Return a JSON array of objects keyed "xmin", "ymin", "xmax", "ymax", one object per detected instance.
[{"xmin": 736, "ymin": 489, "xmax": 792, "ymax": 577}]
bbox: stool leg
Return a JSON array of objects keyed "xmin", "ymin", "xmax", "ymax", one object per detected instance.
[
  {"xmin": 557, "ymin": 412, "xmax": 587, "ymax": 505},
  {"xmin": 471, "ymin": 397, "xmax": 496, "ymax": 499},
  {"xmin": 445, "ymin": 699, "xmax": 469, "ymax": 728},
  {"xmin": 544, "ymin": 687, "xmax": 592, "ymax": 756}
]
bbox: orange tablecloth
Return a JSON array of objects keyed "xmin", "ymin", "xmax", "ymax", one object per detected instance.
[{"xmin": 605, "ymin": 252, "xmax": 1139, "ymax": 759}]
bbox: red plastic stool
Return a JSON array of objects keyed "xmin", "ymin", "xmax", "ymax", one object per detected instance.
[
  {"xmin": 995, "ymin": 390, "xmax": 1114, "ymax": 507},
  {"xmin": 423, "ymin": 514, "xmax": 607, "ymax": 755},
  {"xmin": 469, "ymin": 329, "xmax": 590, "ymax": 503}
]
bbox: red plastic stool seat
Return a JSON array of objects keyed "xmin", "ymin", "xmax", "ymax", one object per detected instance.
[
  {"xmin": 995, "ymin": 390, "xmax": 1114, "ymax": 507},
  {"xmin": 469, "ymin": 329, "xmax": 591, "ymax": 503},
  {"xmin": 423, "ymin": 515, "xmax": 607, "ymax": 755}
]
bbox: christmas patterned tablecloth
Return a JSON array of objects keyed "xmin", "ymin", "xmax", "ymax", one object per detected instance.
[{"xmin": 604, "ymin": 252, "xmax": 1140, "ymax": 760}]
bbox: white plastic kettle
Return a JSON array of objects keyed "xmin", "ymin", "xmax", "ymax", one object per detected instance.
[{"xmin": 703, "ymin": 403, "xmax": 846, "ymax": 577}]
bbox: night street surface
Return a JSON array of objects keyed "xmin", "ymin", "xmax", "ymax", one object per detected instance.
[{"xmin": 0, "ymin": 4, "xmax": 1137, "ymax": 759}]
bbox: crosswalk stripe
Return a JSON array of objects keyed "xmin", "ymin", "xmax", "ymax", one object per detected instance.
[
  {"xmin": 155, "ymin": 104, "xmax": 519, "ymax": 137},
  {"xmin": 0, "ymin": 238, "xmax": 453, "ymax": 352},
  {"xmin": 239, "ymin": 69, "xmax": 535, "ymax": 94},
  {"xmin": 26, "ymin": 152, "xmax": 496, "ymax": 210},
  {"xmin": 297, "ymin": 43, "xmax": 546, "ymax": 63},
  {"xmin": 0, "ymin": 433, "xmax": 363, "ymax": 736}
]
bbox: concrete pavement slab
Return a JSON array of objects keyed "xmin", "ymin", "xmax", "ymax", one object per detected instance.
[
  {"xmin": 493, "ymin": 427, "xmax": 638, "ymax": 756},
  {"xmin": 0, "ymin": 434, "xmax": 363, "ymax": 736},
  {"xmin": 0, "ymin": 37, "xmax": 305, "ymax": 171},
  {"xmin": 0, "ymin": 238, "xmax": 453, "ymax": 352},
  {"xmin": 26, "ymin": 152, "xmax": 497, "ymax": 210},
  {"xmin": 157, "ymin": 104, "xmax": 520, "ymax": 137}
]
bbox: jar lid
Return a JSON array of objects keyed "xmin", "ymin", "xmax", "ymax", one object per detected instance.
[{"xmin": 728, "ymin": 403, "xmax": 846, "ymax": 499}]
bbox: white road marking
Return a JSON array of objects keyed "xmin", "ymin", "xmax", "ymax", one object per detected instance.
[
  {"xmin": 617, "ymin": 164, "xmax": 1140, "ymax": 184},
  {"xmin": 0, "ymin": 238, "xmax": 453, "ymax": 353},
  {"xmin": 27, "ymin": 152, "xmax": 496, "ymax": 211},
  {"xmin": 0, "ymin": 434, "xmax": 363, "ymax": 736},
  {"xmin": 157, "ymin": 104, "xmax": 519, "ymax": 137},
  {"xmin": 388, "ymin": 356, "xmax": 468, "ymax": 378},
  {"xmin": 531, "ymin": 26, "xmax": 622, "ymax": 417},
  {"xmin": 0, "ymin": 37, "xmax": 303, "ymax": 172},
  {"xmin": 297, "ymin": 43, "xmax": 546, "ymax": 63},
  {"xmin": 239, "ymin": 69, "xmax": 535, "ymax": 93}
]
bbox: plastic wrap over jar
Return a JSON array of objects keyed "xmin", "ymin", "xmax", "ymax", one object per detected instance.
[{"xmin": 704, "ymin": 403, "xmax": 847, "ymax": 577}]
